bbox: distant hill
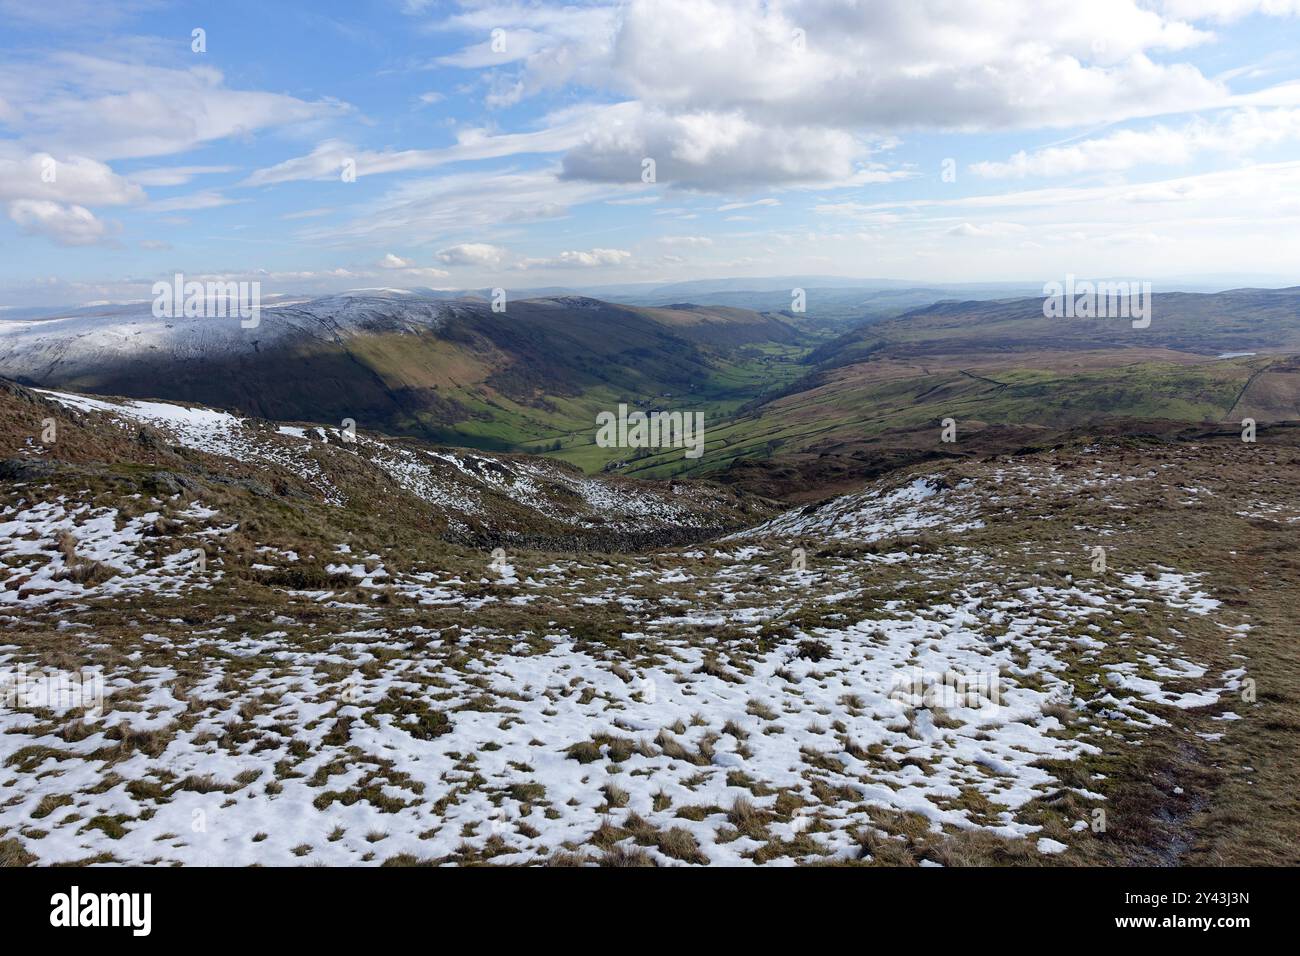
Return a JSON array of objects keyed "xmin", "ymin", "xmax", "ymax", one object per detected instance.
[
  {"xmin": 810, "ymin": 287, "xmax": 1300, "ymax": 368},
  {"xmin": 601, "ymin": 280, "xmax": 1045, "ymax": 331}
]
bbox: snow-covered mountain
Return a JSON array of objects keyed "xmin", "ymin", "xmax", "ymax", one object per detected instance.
[{"xmin": 0, "ymin": 290, "xmax": 461, "ymax": 384}]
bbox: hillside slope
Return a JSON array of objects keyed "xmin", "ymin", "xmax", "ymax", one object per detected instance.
[
  {"xmin": 0, "ymin": 379, "xmax": 770, "ymax": 552},
  {"xmin": 0, "ymin": 292, "xmax": 806, "ymax": 456},
  {"xmin": 1, "ymin": 376, "xmax": 1294, "ymax": 866}
]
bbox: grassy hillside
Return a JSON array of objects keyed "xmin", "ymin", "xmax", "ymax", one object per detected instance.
[
  {"xmin": 11, "ymin": 296, "xmax": 812, "ymax": 457},
  {"xmin": 574, "ymin": 288, "xmax": 1300, "ymax": 481},
  {"xmin": 811, "ymin": 287, "xmax": 1300, "ymax": 368}
]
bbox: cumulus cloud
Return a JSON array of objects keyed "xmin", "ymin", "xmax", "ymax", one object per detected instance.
[
  {"xmin": 6, "ymin": 0, "xmax": 1300, "ymax": 288},
  {"xmin": 601, "ymin": 0, "xmax": 1217, "ymax": 129},
  {"xmin": 560, "ymin": 103, "xmax": 871, "ymax": 190},
  {"xmin": 517, "ymin": 248, "xmax": 632, "ymax": 268},
  {"xmin": 0, "ymin": 150, "xmax": 145, "ymax": 205},
  {"xmin": 7, "ymin": 199, "xmax": 114, "ymax": 245},
  {"xmin": 377, "ymin": 240, "xmax": 630, "ymax": 276},
  {"xmin": 433, "ymin": 0, "xmax": 1228, "ymax": 130},
  {"xmin": 436, "ymin": 242, "xmax": 509, "ymax": 267},
  {"xmin": 373, "ymin": 254, "xmax": 451, "ymax": 278},
  {"xmin": 0, "ymin": 149, "xmax": 141, "ymax": 246},
  {"xmin": 254, "ymin": 0, "xmax": 1300, "ymax": 201},
  {"xmin": 418, "ymin": 0, "xmax": 1294, "ymax": 191}
]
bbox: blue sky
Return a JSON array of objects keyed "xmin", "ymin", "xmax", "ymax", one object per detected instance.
[{"xmin": 2, "ymin": 0, "xmax": 1300, "ymax": 307}]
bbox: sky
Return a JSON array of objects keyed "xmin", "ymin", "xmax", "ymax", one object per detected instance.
[{"xmin": 2, "ymin": 0, "xmax": 1300, "ymax": 307}]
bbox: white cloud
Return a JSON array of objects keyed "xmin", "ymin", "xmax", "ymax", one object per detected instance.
[
  {"xmin": 600, "ymin": 0, "xmax": 1217, "ymax": 130},
  {"xmin": 436, "ymin": 242, "xmax": 509, "ymax": 267},
  {"xmin": 7, "ymin": 199, "xmax": 113, "ymax": 245},
  {"xmin": 437, "ymin": 0, "xmax": 1227, "ymax": 132},
  {"xmin": 0, "ymin": 149, "xmax": 141, "ymax": 246},
  {"xmin": 518, "ymin": 248, "xmax": 632, "ymax": 268},
  {"xmin": 947, "ymin": 222, "xmax": 1030, "ymax": 238},
  {"xmin": 240, "ymin": 0, "xmax": 1300, "ymax": 203},
  {"xmin": 428, "ymin": 2, "xmax": 620, "ymax": 98},
  {"xmin": 718, "ymin": 198, "xmax": 779, "ymax": 211},
  {"xmin": 373, "ymin": 253, "xmax": 450, "ymax": 278},
  {"xmin": 657, "ymin": 235, "xmax": 713, "ymax": 246},
  {"xmin": 560, "ymin": 103, "xmax": 875, "ymax": 189},
  {"xmin": 0, "ymin": 53, "xmax": 346, "ymax": 160},
  {"xmin": 300, "ymin": 168, "xmax": 613, "ymax": 246},
  {"xmin": 243, "ymin": 109, "xmax": 598, "ymax": 186},
  {"xmin": 605, "ymin": 194, "xmax": 660, "ymax": 205},
  {"xmin": 0, "ymin": 151, "xmax": 145, "ymax": 205},
  {"xmin": 423, "ymin": 0, "xmax": 1286, "ymax": 191},
  {"xmin": 436, "ymin": 29, "xmax": 551, "ymax": 69},
  {"xmin": 972, "ymin": 108, "xmax": 1300, "ymax": 178},
  {"xmin": 147, "ymin": 190, "xmax": 243, "ymax": 212},
  {"xmin": 836, "ymin": 160, "xmax": 1300, "ymax": 215}
]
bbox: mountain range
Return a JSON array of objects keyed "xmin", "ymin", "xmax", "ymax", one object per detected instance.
[{"xmin": 4, "ymin": 284, "xmax": 1298, "ymax": 490}]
